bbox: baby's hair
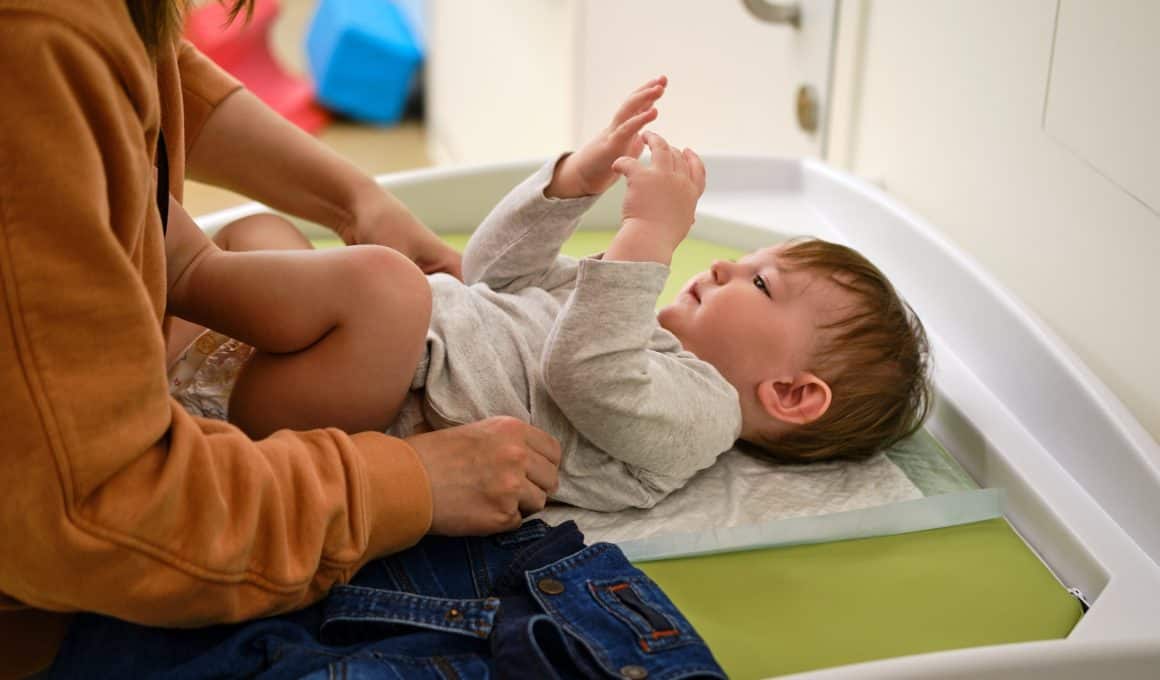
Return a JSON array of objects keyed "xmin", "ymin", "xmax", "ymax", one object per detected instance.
[{"xmin": 751, "ymin": 238, "xmax": 933, "ymax": 462}]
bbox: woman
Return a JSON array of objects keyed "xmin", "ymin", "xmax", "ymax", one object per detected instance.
[{"xmin": 0, "ymin": 2, "xmax": 559, "ymax": 675}]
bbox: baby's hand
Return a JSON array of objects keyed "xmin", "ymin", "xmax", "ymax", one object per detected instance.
[
  {"xmin": 605, "ymin": 132, "xmax": 706, "ymax": 265},
  {"xmin": 546, "ymin": 76, "xmax": 666, "ymax": 198}
]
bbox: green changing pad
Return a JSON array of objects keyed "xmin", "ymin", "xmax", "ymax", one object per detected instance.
[
  {"xmin": 640, "ymin": 519, "xmax": 1082, "ymax": 679},
  {"xmin": 313, "ymin": 231, "xmax": 1083, "ymax": 677}
]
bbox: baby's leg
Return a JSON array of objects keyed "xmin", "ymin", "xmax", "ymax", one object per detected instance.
[
  {"xmin": 166, "ymin": 214, "xmax": 314, "ymax": 367},
  {"xmin": 216, "ymin": 243, "xmax": 432, "ymax": 440},
  {"xmin": 213, "ymin": 212, "xmax": 316, "ymax": 251},
  {"xmin": 172, "ymin": 212, "xmax": 431, "ymax": 439}
]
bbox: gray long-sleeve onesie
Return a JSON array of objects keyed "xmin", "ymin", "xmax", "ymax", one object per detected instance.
[{"xmin": 404, "ymin": 159, "xmax": 742, "ymax": 511}]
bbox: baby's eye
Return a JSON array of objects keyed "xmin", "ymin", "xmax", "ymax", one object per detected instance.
[{"xmin": 754, "ymin": 274, "xmax": 772, "ymax": 298}]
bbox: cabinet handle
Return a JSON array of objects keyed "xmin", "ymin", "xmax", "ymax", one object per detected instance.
[{"xmin": 741, "ymin": 0, "xmax": 800, "ymax": 28}]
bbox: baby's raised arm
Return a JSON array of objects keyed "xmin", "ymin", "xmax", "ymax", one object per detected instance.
[
  {"xmin": 462, "ymin": 78, "xmax": 667, "ymax": 291},
  {"xmin": 459, "ymin": 161, "xmax": 598, "ymax": 292}
]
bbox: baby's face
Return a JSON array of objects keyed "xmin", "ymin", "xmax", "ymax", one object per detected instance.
[{"xmin": 658, "ymin": 246, "xmax": 843, "ymax": 390}]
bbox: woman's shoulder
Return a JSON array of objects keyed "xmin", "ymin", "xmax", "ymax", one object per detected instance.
[
  {"xmin": 0, "ymin": 0, "xmax": 157, "ymax": 119},
  {"xmin": 0, "ymin": 0, "xmax": 152, "ymax": 75}
]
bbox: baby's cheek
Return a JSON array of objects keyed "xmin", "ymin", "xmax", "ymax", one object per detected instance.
[{"xmin": 657, "ymin": 306, "xmax": 680, "ymax": 334}]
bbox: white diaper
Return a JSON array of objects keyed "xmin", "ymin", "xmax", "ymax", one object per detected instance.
[
  {"xmin": 168, "ymin": 330, "xmax": 255, "ymax": 421},
  {"xmin": 168, "ymin": 329, "xmax": 432, "ymax": 436}
]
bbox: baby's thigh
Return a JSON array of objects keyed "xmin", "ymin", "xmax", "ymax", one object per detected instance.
[{"xmin": 227, "ymin": 246, "xmax": 432, "ymax": 438}]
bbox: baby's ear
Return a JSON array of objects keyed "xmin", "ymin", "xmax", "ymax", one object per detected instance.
[{"xmin": 757, "ymin": 373, "xmax": 832, "ymax": 426}]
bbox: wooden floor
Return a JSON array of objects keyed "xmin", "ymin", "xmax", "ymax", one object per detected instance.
[{"xmin": 182, "ymin": 0, "xmax": 431, "ymax": 218}]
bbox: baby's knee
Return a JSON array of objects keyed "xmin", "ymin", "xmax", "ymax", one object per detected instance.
[
  {"xmin": 342, "ymin": 245, "xmax": 433, "ymax": 329},
  {"xmin": 213, "ymin": 213, "xmax": 309, "ymax": 252}
]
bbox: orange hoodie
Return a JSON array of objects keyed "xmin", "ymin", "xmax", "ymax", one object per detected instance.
[{"xmin": 0, "ymin": 2, "xmax": 432, "ymax": 675}]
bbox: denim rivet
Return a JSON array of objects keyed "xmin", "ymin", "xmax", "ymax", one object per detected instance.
[
  {"xmin": 620, "ymin": 665, "xmax": 648, "ymax": 679},
  {"xmin": 537, "ymin": 578, "xmax": 565, "ymax": 595},
  {"xmin": 447, "ymin": 608, "xmax": 462, "ymax": 620}
]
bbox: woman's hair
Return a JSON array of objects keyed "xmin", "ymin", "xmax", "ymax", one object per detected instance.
[
  {"xmin": 749, "ymin": 238, "xmax": 933, "ymax": 462},
  {"xmin": 127, "ymin": 1, "xmax": 254, "ymax": 54}
]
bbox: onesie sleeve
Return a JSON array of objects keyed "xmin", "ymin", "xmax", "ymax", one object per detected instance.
[
  {"xmin": 461, "ymin": 156, "xmax": 599, "ymax": 292},
  {"xmin": 541, "ymin": 258, "xmax": 743, "ymax": 507}
]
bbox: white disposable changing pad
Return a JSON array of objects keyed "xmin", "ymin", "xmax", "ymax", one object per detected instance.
[
  {"xmin": 534, "ymin": 434, "xmax": 1003, "ymax": 563},
  {"xmin": 536, "ymin": 449, "xmax": 920, "ymax": 545}
]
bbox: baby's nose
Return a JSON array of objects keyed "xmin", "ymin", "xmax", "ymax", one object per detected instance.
[{"xmin": 710, "ymin": 260, "xmax": 726, "ymax": 283}]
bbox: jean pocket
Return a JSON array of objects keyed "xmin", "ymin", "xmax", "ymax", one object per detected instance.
[{"xmin": 588, "ymin": 578, "xmax": 696, "ymax": 653}]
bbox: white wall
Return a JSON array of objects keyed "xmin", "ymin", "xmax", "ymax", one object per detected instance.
[
  {"xmin": 831, "ymin": 0, "xmax": 1160, "ymax": 441},
  {"xmin": 425, "ymin": 1, "xmax": 577, "ymax": 164}
]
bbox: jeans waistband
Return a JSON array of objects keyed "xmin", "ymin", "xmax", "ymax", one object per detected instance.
[
  {"xmin": 322, "ymin": 520, "xmax": 581, "ymax": 636},
  {"xmin": 322, "ymin": 587, "xmax": 501, "ymax": 642}
]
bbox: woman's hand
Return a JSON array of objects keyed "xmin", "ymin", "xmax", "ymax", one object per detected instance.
[
  {"xmin": 546, "ymin": 76, "xmax": 667, "ymax": 199},
  {"xmin": 344, "ymin": 189, "xmax": 463, "ymax": 280},
  {"xmin": 407, "ymin": 416, "xmax": 562, "ymax": 535}
]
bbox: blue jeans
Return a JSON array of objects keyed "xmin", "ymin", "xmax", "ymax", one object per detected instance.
[{"xmin": 50, "ymin": 521, "xmax": 724, "ymax": 679}]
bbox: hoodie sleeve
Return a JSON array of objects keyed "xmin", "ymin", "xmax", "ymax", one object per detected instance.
[{"xmin": 0, "ymin": 14, "xmax": 431, "ymax": 629}]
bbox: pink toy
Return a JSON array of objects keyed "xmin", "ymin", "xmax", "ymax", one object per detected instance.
[{"xmin": 185, "ymin": 0, "xmax": 330, "ymax": 134}]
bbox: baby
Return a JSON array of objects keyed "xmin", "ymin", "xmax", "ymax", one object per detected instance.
[{"xmin": 172, "ymin": 78, "xmax": 932, "ymax": 511}]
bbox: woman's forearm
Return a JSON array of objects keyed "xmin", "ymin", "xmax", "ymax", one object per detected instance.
[
  {"xmin": 184, "ymin": 87, "xmax": 463, "ymax": 279},
  {"xmin": 185, "ymin": 88, "xmax": 380, "ymax": 238}
]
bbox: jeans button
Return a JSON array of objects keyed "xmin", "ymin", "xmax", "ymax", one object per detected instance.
[
  {"xmin": 620, "ymin": 665, "xmax": 648, "ymax": 679},
  {"xmin": 536, "ymin": 578, "xmax": 565, "ymax": 595}
]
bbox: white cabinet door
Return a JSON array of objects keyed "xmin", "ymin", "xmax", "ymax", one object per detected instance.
[
  {"xmin": 1043, "ymin": 0, "xmax": 1160, "ymax": 214},
  {"xmin": 573, "ymin": 0, "xmax": 835, "ymax": 158},
  {"xmin": 427, "ymin": 0, "xmax": 836, "ymax": 164}
]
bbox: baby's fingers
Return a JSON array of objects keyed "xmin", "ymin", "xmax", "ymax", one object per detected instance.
[
  {"xmin": 613, "ymin": 80, "xmax": 666, "ymax": 126},
  {"xmin": 643, "ymin": 131, "xmax": 675, "ymax": 170},
  {"xmin": 612, "ymin": 107, "xmax": 658, "ymax": 148},
  {"xmin": 632, "ymin": 75, "xmax": 668, "ymax": 94},
  {"xmin": 612, "ymin": 156, "xmax": 642, "ymax": 177},
  {"xmin": 684, "ymin": 148, "xmax": 706, "ymax": 193}
]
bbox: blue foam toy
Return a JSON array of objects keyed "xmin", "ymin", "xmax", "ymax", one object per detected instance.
[{"xmin": 306, "ymin": 0, "xmax": 423, "ymax": 124}]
